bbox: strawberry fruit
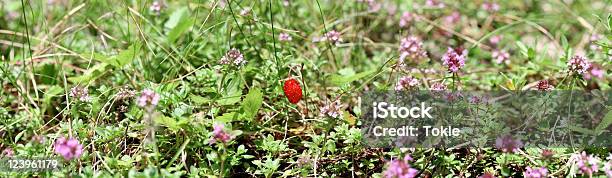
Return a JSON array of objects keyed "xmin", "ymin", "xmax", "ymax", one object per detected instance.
[{"xmin": 283, "ymin": 79, "xmax": 303, "ymax": 104}]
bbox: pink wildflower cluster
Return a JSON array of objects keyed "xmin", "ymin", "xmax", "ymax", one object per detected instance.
[
  {"xmin": 605, "ymin": 162, "xmax": 612, "ymax": 177},
  {"xmin": 1, "ymin": 147, "xmax": 13, "ymax": 157},
  {"xmin": 583, "ymin": 65, "xmax": 605, "ymax": 80},
  {"xmin": 399, "ymin": 12, "xmax": 415, "ymax": 28},
  {"xmin": 395, "ymin": 76, "xmax": 419, "ymax": 91},
  {"xmin": 320, "ymin": 99, "xmax": 344, "ymax": 118},
  {"xmin": 383, "ymin": 155, "xmax": 419, "ymax": 178},
  {"xmin": 575, "ymin": 151, "xmax": 600, "ymax": 176},
  {"xmin": 604, "ymin": 154, "xmax": 612, "ymax": 177},
  {"xmin": 137, "ymin": 89, "xmax": 161, "ymax": 108},
  {"xmin": 481, "ymin": 2, "xmax": 500, "ymax": 12},
  {"xmin": 358, "ymin": 0, "xmax": 381, "ymax": 12},
  {"xmin": 541, "ymin": 149, "xmax": 554, "ymax": 158},
  {"xmin": 399, "ymin": 36, "xmax": 428, "ymax": 63},
  {"xmin": 567, "ymin": 55, "xmax": 591, "ymax": 74},
  {"xmin": 219, "ymin": 48, "xmax": 246, "ymax": 67},
  {"xmin": 492, "ymin": 50, "xmax": 510, "ymax": 64},
  {"xmin": 425, "ymin": 0, "xmax": 445, "ymax": 8},
  {"xmin": 495, "ymin": 135, "xmax": 523, "ymax": 153},
  {"xmin": 430, "ymin": 82, "xmax": 447, "ymax": 91},
  {"xmin": 54, "ymin": 137, "xmax": 83, "ymax": 160},
  {"xmin": 209, "ymin": 124, "xmax": 232, "ymax": 144},
  {"xmin": 444, "ymin": 11, "xmax": 461, "ymax": 24},
  {"xmin": 478, "ymin": 172, "xmax": 496, "ymax": 178},
  {"xmin": 523, "ymin": 167, "xmax": 548, "ymax": 178},
  {"xmin": 149, "ymin": 1, "xmax": 165, "ymax": 15},
  {"xmin": 442, "ymin": 47, "xmax": 468, "ymax": 73},
  {"xmin": 536, "ymin": 80, "xmax": 554, "ymax": 91},
  {"xmin": 279, "ymin": 33, "xmax": 292, "ymax": 41},
  {"xmin": 489, "ymin": 35, "xmax": 503, "ymax": 46},
  {"xmin": 324, "ymin": 30, "xmax": 342, "ymax": 45},
  {"xmin": 70, "ymin": 86, "xmax": 91, "ymax": 102}
]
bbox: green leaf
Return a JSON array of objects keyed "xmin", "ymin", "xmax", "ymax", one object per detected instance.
[
  {"xmin": 68, "ymin": 63, "xmax": 109, "ymax": 83},
  {"xmin": 241, "ymin": 87, "xmax": 263, "ymax": 121},
  {"xmin": 167, "ymin": 18, "xmax": 194, "ymax": 43},
  {"xmin": 43, "ymin": 85, "xmax": 63, "ymax": 106},
  {"xmin": 114, "ymin": 43, "xmax": 140, "ymax": 67},
  {"xmin": 155, "ymin": 116, "xmax": 181, "ymax": 133},
  {"xmin": 84, "ymin": 43, "xmax": 139, "ymax": 68},
  {"xmin": 516, "ymin": 41, "xmax": 528, "ymax": 57},
  {"xmin": 165, "ymin": 7, "xmax": 188, "ymax": 29},
  {"xmin": 189, "ymin": 94, "xmax": 211, "ymax": 104},
  {"xmin": 608, "ymin": 14, "xmax": 612, "ymax": 32},
  {"xmin": 594, "ymin": 109, "xmax": 612, "ymax": 134},
  {"xmin": 86, "ymin": 52, "xmax": 114, "ymax": 65},
  {"xmin": 328, "ymin": 69, "xmax": 375, "ymax": 86},
  {"xmin": 560, "ymin": 35, "xmax": 569, "ymax": 51},
  {"xmin": 217, "ymin": 76, "xmax": 243, "ymax": 105},
  {"xmin": 217, "ymin": 112, "xmax": 238, "ymax": 123},
  {"xmin": 568, "ymin": 125, "xmax": 598, "ymax": 135}
]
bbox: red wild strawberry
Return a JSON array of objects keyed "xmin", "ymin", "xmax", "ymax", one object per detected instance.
[{"xmin": 283, "ymin": 78, "xmax": 303, "ymax": 104}]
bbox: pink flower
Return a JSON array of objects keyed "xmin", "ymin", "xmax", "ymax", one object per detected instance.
[
  {"xmin": 54, "ymin": 137, "xmax": 83, "ymax": 160},
  {"xmin": 478, "ymin": 172, "xmax": 496, "ymax": 178},
  {"xmin": 279, "ymin": 33, "xmax": 292, "ymax": 41},
  {"xmin": 386, "ymin": 3, "xmax": 397, "ymax": 15},
  {"xmin": 604, "ymin": 161, "xmax": 612, "ymax": 178},
  {"xmin": 425, "ymin": 0, "xmax": 445, "ymax": 8},
  {"xmin": 430, "ymin": 82, "xmax": 447, "ymax": 91},
  {"xmin": 492, "ymin": 50, "xmax": 510, "ymax": 64},
  {"xmin": 567, "ymin": 55, "xmax": 591, "ymax": 74},
  {"xmin": 324, "ymin": 30, "xmax": 342, "ymax": 45},
  {"xmin": 469, "ymin": 95, "xmax": 488, "ymax": 104},
  {"xmin": 395, "ymin": 76, "xmax": 419, "ymax": 91},
  {"xmin": 481, "ymin": 2, "xmax": 500, "ymax": 12},
  {"xmin": 219, "ymin": 48, "xmax": 246, "ymax": 67},
  {"xmin": 590, "ymin": 34, "xmax": 603, "ymax": 41},
  {"xmin": 536, "ymin": 80, "xmax": 554, "ymax": 91},
  {"xmin": 489, "ymin": 35, "xmax": 503, "ymax": 46},
  {"xmin": 495, "ymin": 135, "xmax": 523, "ymax": 153},
  {"xmin": 358, "ymin": 0, "xmax": 381, "ymax": 12},
  {"xmin": 442, "ymin": 47, "xmax": 468, "ymax": 73},
  {"xmin": 384, "ymin": 155, "xmax": 419, "ymax": 178},
  {"xmin": 240, "ymin": 8, "xmax": 251, "ymax": 16},
  {"xmin": 149, "ymin": 1, "xmax": 165, "ymax": 15},
  {"xmin": 524, "ymin": 167, "xmax": 548, "ymax": 178},
  {"xmin": 137, "ymin": 89, "xmax": 161, "ymax": 108},
  {"xmin": 575, "ymin": 151, "xmax": 600, "ymax": 176},
  {"xmin": 209, "ymin": 124, "xmax": 232, "ymax": 144},
  {"xmin": 70, "ymin": 86, "xmax": 91, "ymax": 102},
  {"xmin": 444, "ymin": 11, "xmax": 461, "ymax": 24},
  {"xmin": 399, "ymin": 12, "xmax": 415, "ymax": 28},
  {"xmin": 399, "ymin": 36, "xmax": 428, "ymax": 63},
  {"xmin": 541, "ymin": 149, "xmax": 554, "ymax": 158},
  {"xmin": 320, "ymin": 99, "xmax": 344, "ymax": 118},
  {"xmin": 1, "ymin": 148, "xmax": 13, "ymax": 157},
  {"xmin": 583, "ymin": 65, "xmax": 604, "ymax": 80}
]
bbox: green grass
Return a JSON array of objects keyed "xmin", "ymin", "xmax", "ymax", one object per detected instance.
[{"xmin": 0, "ymin": 0, "xmax": 611, "ymax": 177}]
